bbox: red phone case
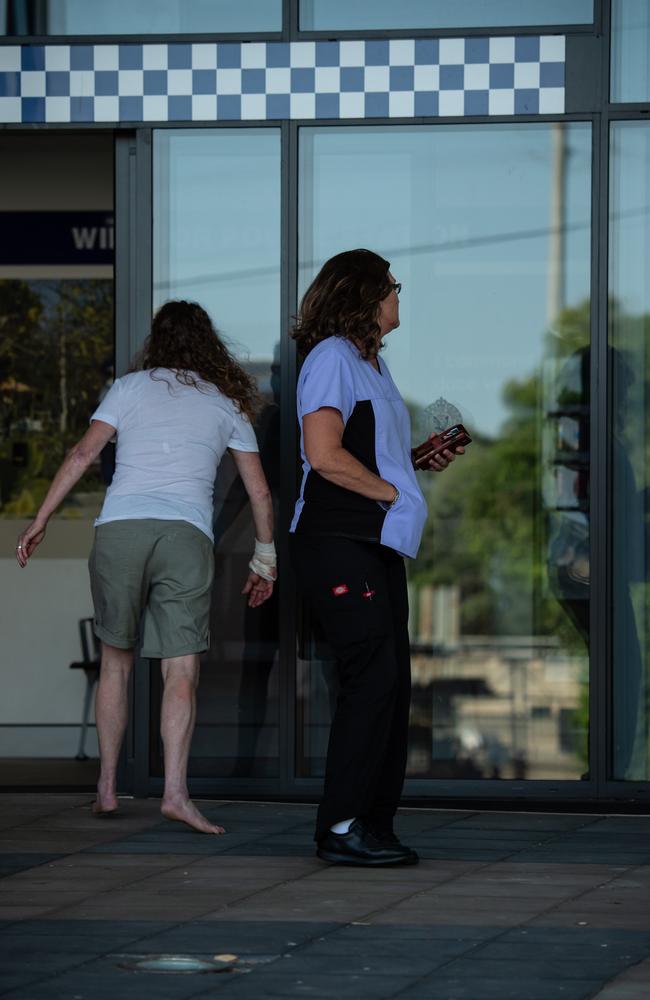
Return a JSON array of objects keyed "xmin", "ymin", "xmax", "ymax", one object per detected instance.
[{"xmin": 412, "ymin": 423, "xmax": 472, "ymax": 469}]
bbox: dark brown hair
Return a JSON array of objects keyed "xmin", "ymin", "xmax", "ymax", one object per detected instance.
[
  {"xmin": 134, "ymin": 300, "xmax": 260, "ymax": 422},
  {"xmin": 291, "ymin": 249, "xmax": 391, "ymax": 359}
]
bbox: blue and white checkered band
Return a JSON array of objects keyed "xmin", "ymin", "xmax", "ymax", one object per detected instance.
[{"xmin": 0, "ymin": 37, "xmax": 565, "ymax": 124}]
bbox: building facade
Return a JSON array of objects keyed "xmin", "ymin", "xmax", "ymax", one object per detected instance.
[{"xmin": 0, "ymin": 0, "xmax": 649, "ymax": 807}]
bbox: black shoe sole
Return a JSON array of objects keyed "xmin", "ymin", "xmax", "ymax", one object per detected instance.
[{"xmin": 316, "ymin": 848, "xmax": 419, "ymax": 867}]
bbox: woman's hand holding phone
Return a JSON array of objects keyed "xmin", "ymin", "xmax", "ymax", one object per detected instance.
[{"xmin": 411, "ymin": 423, "xmax": 471, "ymax": 471}]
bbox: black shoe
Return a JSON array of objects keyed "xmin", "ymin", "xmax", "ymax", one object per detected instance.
[
  {"xmin": 365, "ymin": 825, "xmax": 419, "ymax": 864},
  {"xmin": 317, "ymin": 819, "xmax": 418, "ymax": 866}
]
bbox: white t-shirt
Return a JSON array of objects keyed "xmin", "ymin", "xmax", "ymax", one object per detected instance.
[{"xmin": 91, "ymin": 369, "xmax": 258, "ymax": 541}]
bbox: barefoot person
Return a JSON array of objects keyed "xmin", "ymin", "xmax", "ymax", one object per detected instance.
[
  {"xmin": 16, "ymin": 300, "xmax": 276, "ymax": 834},
  {"xmin": 290, "ymin": 249, "xmax": 462, "ymax": 866}
]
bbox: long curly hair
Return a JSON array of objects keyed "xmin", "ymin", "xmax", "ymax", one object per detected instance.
[
  {"xmin": 291, "ymin": 249, "xmax": 392, "ymax": 359},
  {"xmin": 134, "ymin": 300, "xmax": 261, "ymax": 421}
]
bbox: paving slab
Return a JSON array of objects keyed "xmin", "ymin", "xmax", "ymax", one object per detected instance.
[
  {"xmin": 0, "ymin": 916, "xmax": 169, "ymax": 933},
  {"xmin": 0, "ymin": 795, "xmax": 649, "ymax": 1000},
  {"xmin": 593, "ymin": 955, "xmax": 650, "ymax": 997},
  {"xmin": 511, "ymin": 849, "xmax": 650, "ymax": 865},
  {"xmin": 0, "ymin": 853, "xmax": 64, "ymax": 876},
  {"xmin": 331, "ymin": 922, "xmax": 499, "ymax": 941},
  {"xmin": 529, "ymin": 911, "xmax": 650, "ymax": 930},
  {"xmin": 292, "ymin": 934, "xmax": 475, "ymax": 959},
  {"xmin": 395, "ymin": 978, "xmax": 603, "ymax": 999},
  {"xmin": 415, "ymin": 847, "xmax": 516, "ymax": 862},
  {"xmin": 590, "ymin": 817, "xmax": 650, "ymax": 833},
  {"xmin": 193, "ymin": 970, "xmax": 419, "ymax": 999},
  {"xmin": 447, "ymin": 813, "xmax": 595, "ymax": 831},
  {"xmin": 134, "ymin": 920, "xmax": 340, "ymax": 955},
  {"xmin": 0, "ymin": 961, "xmax": 233, "ymax": 1000}
]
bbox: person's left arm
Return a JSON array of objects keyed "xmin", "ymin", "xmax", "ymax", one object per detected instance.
[
  {"xmin": 15, "ymin": 419, "xmax": 117, "ymax": 567},
  {"xmin": 228, "ymin": 448, "xmax": 276, "ymax": 608}
]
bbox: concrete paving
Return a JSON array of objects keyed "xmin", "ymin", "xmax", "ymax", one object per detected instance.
[{"xmin": 0, "ymin": 794, "xmax": 649, "ymax": 999}]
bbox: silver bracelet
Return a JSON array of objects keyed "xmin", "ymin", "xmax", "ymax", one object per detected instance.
[{"xmin": 379, "ymin": 487, "xmax": 400, "ymax": 512}]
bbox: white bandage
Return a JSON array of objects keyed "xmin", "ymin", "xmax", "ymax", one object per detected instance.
[{"xmin": 249, "ymin": 539, "xmax": 276, "ymax": 582}]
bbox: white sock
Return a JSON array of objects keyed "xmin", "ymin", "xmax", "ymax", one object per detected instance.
[{"xmin": 330, "ymin": 817, "xmax": 355, "ymax": 835}]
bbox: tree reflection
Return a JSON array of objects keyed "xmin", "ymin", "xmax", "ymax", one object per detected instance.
[
  {"xmin": 0, "ymin": 278, "xmax": 113, "ymax": 518},
  {"xmin": 407, "ymin": 301, "xmax": 595, "ymax": 779},
  {"xmin": 405, "ymin": 297, "xmax": 650, "ymax": 780}
]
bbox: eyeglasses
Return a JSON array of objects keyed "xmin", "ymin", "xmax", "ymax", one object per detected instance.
[{"xmin": 388, "ymin": 281, "xmax": 402, "ymax": 296}]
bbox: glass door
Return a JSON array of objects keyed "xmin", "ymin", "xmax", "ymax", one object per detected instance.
[
  {"xmin": 297, "ymin": 122, "xmax": 593, "ymax": 786},
  {"xmin": 0, "ymin": 133, "xmax": 114, "ymax": 786},
  {"xmin": 151, "ymin": 127, "xmax": 283, "ymax": 783},
  {"xmin": 609, "ymin": 121, "xmax": 650, "ymax": 782}
]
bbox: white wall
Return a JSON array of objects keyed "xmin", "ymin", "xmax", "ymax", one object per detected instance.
[{"xmin": 0, "ymin": 522, "xmax": 99, "ymax": 756}]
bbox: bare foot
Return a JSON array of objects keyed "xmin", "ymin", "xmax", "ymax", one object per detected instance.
[
  {"xmin": 161, "ymin": 797, "xmax": 225, "ymax": 835},
  {"xmin": 92, "ymin": 793, "xmax": 119, "ymax": 816},
  {"xmin": 92, "ymin": 778, "xmax": 119, "ymax": 816}
]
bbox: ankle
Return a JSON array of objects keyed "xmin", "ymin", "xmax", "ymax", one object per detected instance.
[{"xmin": 162, "ymin": 789, "xmax": 189, "ymax": 804}]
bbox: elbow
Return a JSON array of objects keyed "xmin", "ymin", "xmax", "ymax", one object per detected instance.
[
  {"xmin": 308, "ymin": 454, "xmax": 336, "ymax": 476},
  {"xmin": 306, "ymin": 446, "xmax": 333, "ymax": 475},
  {"xmin": 68, "ymin": 444, "xmax": 93, "ymax": 471}
]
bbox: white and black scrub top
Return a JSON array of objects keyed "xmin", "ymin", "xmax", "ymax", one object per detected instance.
[{"xmin": 290, "ymin": 336, "xmax": 428, "ymax": 559}]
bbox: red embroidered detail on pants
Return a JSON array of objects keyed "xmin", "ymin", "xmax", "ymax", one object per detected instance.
[{"xmin": 332, "ymin": 584, "xmax": 349, "ymax": 597}]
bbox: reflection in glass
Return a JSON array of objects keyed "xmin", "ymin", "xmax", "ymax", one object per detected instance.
[
  {"xmin": 3, "ymin": 0, "xmax": 281, "ymax": 36},
  {"xmin": 611, "ymin": 0, "xmax": 650, "ymax": 103},
  {"xmin": 153, "ymin": 128, "xmax": 281, "ymax": 777},
  {"xmin": 301, "ymin": 0, "xmax": 592, "ymax": 31},
  {"xmin": 298, "ymin": 123, "xmax": 592, "ymax": 781},
  {"xmin": 0, "ymin": 277, "xmax": 112, "ymax": 774},
  {"xmin": 609, "ymin": 122, "xmax": 650, "ymax": 779},
  {"xmin": 0, "ymin": 132, "xmax": 113, "ymax": 775},
  {"xmin": 0, "ymin": 279, "xmax": 114, "ymax": 519}
]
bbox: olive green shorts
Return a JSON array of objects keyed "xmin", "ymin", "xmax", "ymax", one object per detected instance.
[{"xmin": 88, "ymin": 519, "xmax": 214, "ymax": 659}]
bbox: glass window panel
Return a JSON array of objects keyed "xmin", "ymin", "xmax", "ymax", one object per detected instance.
[
  {"xmin": 0, "ymin": 133, "xmax": 113, "ymax": 781},
  {"xmin": 3, "ymin": 0, "xmax": 281, "ymax": 36},
  {"xmin": 301, "ymin": 0, "xmax": 592, "ymax": 31},
  {"xmin": 609, "ymin": 122, "xmax": 650, "ymax": 780},
  {"xmin": 298, "ymin": 123, "xmax": 592, "ymax": 781},
  {"xmin": 153, "ymin": 128, "xmax": 281, "ymax": 778},
  {"xmin": 611, "ymin": 0, "xmax": 650, "ymax": 103}
]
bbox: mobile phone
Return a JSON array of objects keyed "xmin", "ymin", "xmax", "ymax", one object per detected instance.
[{"xmin": 411, "ymin": 423, "xmax": 472, "ymax": 469}]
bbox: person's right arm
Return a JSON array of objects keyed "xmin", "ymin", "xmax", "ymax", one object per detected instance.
[
  {"xmin": 303, "ymin": 407, "xmax": 399, "ymax": 504},
  {"xmin": 16, "ymin": 419, "xmax": 117, "ymax": 567}
]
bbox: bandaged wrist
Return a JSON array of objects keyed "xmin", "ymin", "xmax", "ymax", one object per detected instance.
[{"xmin": 249, "ymin": 538, "xmax": 276, "ymax": 582}]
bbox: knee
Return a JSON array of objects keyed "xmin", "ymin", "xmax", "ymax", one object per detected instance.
[
  {"xmin": 100, "ymin": 644, "xmax": 133, "ymax": 681},
  {"xmin": 161, "ymin": 654, "xmax": 200, "ymax": 693},
  {"xmin": 164, "ymin": 674, "xmax": 197, "ymax": 702}
]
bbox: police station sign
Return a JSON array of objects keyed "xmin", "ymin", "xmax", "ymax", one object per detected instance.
[{"xmin": 0, "ymin": 212, "xmax": 114, "ymax": 265}]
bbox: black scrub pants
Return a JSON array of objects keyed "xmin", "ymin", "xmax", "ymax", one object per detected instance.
[{"xmin": 290, "ymin": 534, "xmax": 411, "ymax": 843}]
